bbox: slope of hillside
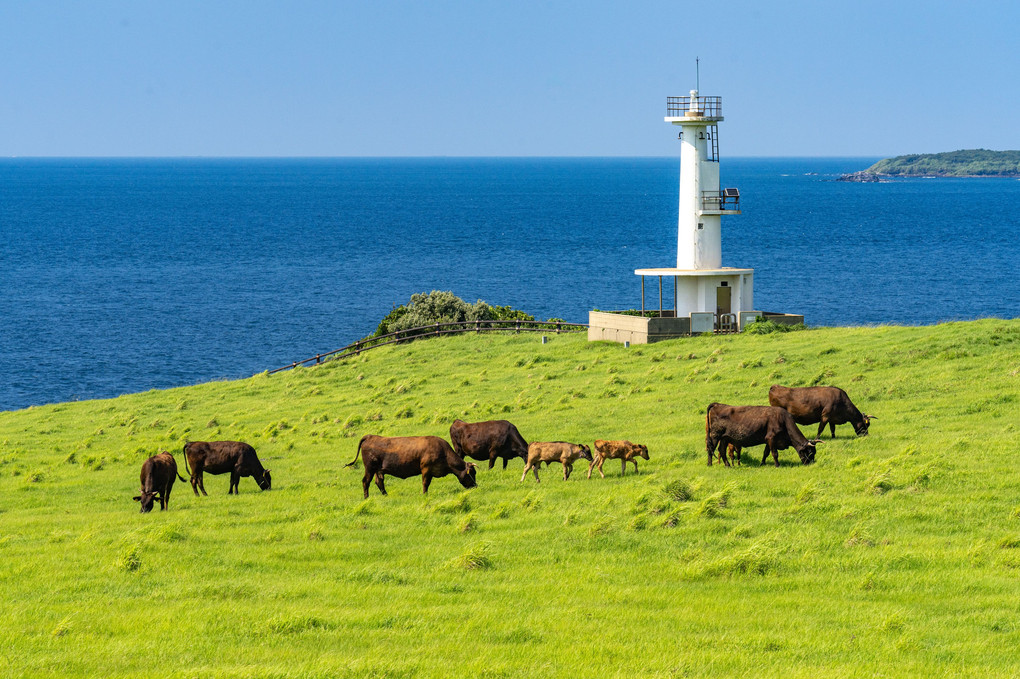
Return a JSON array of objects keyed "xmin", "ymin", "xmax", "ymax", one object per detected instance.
[{"xmin": 2, "ymin": 320, "xmax": 1019, "ymax": 677}]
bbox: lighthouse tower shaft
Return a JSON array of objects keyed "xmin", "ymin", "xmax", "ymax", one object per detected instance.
[{"xmin": 672, "ymin": 90, "xmax": 734, "ymax": 269}]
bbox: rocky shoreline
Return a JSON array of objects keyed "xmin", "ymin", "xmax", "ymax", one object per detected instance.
[{"xmin": 836, "ymin": 171, "xmax": 882, "ymax": 182}]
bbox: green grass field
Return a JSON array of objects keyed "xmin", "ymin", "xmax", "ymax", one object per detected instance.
[{"xmin": 2, "ymin": 320, "xmax": 1020, "ymax": 678}]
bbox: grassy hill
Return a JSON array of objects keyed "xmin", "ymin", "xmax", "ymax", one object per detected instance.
[
  {"xmin": 2, "ymin": 320, "xmax": 1020, "ymax": 677},
  {"xmin": 866, "ymin": 149, "xmax": 1020, "ymax": 177}
]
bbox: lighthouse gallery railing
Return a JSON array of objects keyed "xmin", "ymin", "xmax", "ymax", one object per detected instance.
[{"xmin": 666, "ymin": 96, "xmax": 722, "ymax": 118}]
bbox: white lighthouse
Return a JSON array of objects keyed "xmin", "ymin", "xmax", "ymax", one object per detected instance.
[
  {"xmin": 634, "ymin": 89, "xmax": 753, "ymax": 331},
  {"xmin": 588, "ymin": 87, "xmax": 785, "ymax": 344}
]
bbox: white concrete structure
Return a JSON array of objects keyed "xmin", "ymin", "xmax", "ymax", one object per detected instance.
[{"xmin": 634, "ymin": 89, "xmax": 753, "ymax": 327}]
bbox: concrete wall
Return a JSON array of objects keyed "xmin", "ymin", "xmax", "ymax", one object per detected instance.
[{"xmin": 588, "ymin": 311, "xmax": 691, "ymax": 345}]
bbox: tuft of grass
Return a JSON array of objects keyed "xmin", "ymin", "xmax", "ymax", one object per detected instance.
[
  {"xmin": 686, "ymin": 539, "xmax": 781, "ymax": 578},
  {"xmin": 586, "ymin": 518, "xmax": 614, "ymax": 538},
  {"xmin": 432, "ymin": 492, "xmax": 472, "ymax": 514},
  {"xmin": 663, "ymin": 479, "xmax": 694, "ymax": 502},
  {"xmin": 117, "ymin": 545, "xmax": 142, "ymax": 572},
  {"xmin": 457, "ymin": 513, "xmax": 477, "ymax": 533},
  {"xmin": 490, "ymin": 502, "xmax": 513, "ymax": 520},
  {"xmin": 450, "ymin": 542, "xmax": 493, "ymax": 571},
  {"xmin": 866, "ymin": 471, "xmax": 895, "ymax": 495},
  {"xmin": 845, "ymin": 522, "xmax": 875, "ymax": 547}
]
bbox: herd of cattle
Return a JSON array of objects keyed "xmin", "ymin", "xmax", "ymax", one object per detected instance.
[{"xmin": 132, "ymin": 384, "xmax": 872, "ymax": 512}]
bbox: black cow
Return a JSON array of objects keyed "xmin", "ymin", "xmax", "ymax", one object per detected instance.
[
  {"xmin": 449, "ymin": 419, "xmax": 529, "ymax": 470},
  {"xmin": 183, "ymin": 441, "xmax": 271, "ymax": 495},
  {"xmin": 133, "ymin": 451, "xmax": 187, "ymax": 512},
  {"xmin": 345, "ymin": 435, "xmax": 477, "ymax": 498},
  {"xmin": 705, "ymin": 403, "xmax": 821, "ymax": 467},
  {"xmin": 768, "ymin": 385, "xmax": 875, "ymax": 438}
]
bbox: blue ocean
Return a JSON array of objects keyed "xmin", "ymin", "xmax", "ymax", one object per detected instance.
[{"xmin": 2, "ymin": 157, "xmax": 1019, "ymax": 411}]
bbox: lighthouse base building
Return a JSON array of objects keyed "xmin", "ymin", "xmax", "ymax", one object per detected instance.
[{"xmin": 589, "ymin": 89, "xmax": 801, "ymax": 344}]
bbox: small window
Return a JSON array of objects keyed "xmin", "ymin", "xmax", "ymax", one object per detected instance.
[{"xmin": 697, "ymin": 223, "xmax": 704, "ymax": 230}]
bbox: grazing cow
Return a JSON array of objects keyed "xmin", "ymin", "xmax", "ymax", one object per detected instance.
[
  {"xmin": 449, "ymin": 419, "xmax": 529, "ymax": 470},
  {"xmin": 521, "ymin": 442, "xmax": 593, "ymax": 482},
  {"xmin": 705, "ymin": 403, "xmax": 821, "ymax": 467},
  {"xmin": 345, "ymin": 435, "xmax": 477, "ymax": 498},
  {"xmin": 133, "ymin": 451, "xmax": 187, "ymax": 513},
  {"xmin": 768, "ymin": 385, "xmax": 875, "ymax": 438},
  {"xmin": 183, "ymin": 441, "xmax": 271, "ymax": 495},
  {"xmin": 588, "ymin": 440, "xmax": 650, "ymax": 478}
]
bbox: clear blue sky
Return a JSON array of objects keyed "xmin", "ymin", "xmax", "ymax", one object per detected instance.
[{"xmin": 2, "ymin": 0, "xmax": 1017, "ymax": 157}]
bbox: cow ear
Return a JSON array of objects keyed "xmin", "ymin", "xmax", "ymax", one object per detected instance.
[{"xmin": 133, "ymin": 495, "xmax": 142, "ymax": 501}]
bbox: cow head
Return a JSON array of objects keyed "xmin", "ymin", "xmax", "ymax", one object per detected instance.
[
  {"xmin": 133, "ymin": 490, "xmax": 160, "ymax": 513},
  {"xmin": 457, "ymin": 461, "xmax": 478, "ymax": 489},
  {"xmin": 636, "ymin": 444, "xmax": 650, "ymax": 460},
  {"xmin": 799, "ymin": 439, "xmax": 822, "ymax": 464},
  {"xmin": 577, "ymin": 444, "xmax": 593, "ymax": 462},
  {"xmin": 854, "ymin": 415, "xmax": 875, "ymax": 437},
  {"xmin": 257, "ymin": 469, "xmax": 272, "ymax": 491}
]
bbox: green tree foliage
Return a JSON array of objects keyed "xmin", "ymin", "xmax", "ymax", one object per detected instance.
[
  {"xmin": 373, "ymin": 291, "xmax": 535, "ymax": 337},
  {"xmin": 866, "ymin": 149, "xmax": 1020, "ymax": 177}
]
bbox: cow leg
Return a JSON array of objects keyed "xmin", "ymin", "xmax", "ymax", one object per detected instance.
[
  {"xmin": 375, "ymin": 472, "xmax": 387, "ymax": 496},
  {"xmin": 229, "ymin": 470, "xmax": 240, "ymax": 494},
  {"xmin": 706, "ymin": 435, "xmax": 716, "ymax": 466},
  {"xmin": 520, "ymin": 463, "xmax": 531, "ymax": 482},
  {"xmin": 632, "ymin": 459, "xmax": 639, "ymax": 474},
  {"xmin": 502, "ymin": 457, "xmax": 508, "ymax": 470},
  {"xmin": 362, "ymin": 471, "xmax": 372, "ymax": 498},
  {"xmin": 817, "ymin": 420, "xmax": 827, "ymax": 439},
  {"xmin": 830, "ymin": 422, "xmax": 836, "ymax": 438},
  {"xmin": 761, "ymin": 447, "xmax": 770, "ymax": 466},
  {"xmin": 190, "ymin": 473, "xmax": 200, "ymax": 496},
  {"xmin": 488, "ymin": 455, "xmax": 496, "ymax": 470},
  {"xmin": 422, "ymin": 473, "xmax": 433, "ymax": 494},
  {"xmin": 162, "ymin": 482, "xmax": 171, "ymax": 510},
  {"xmin": 563, "ymin": 462, "xmax": 572, "ymax": 481},
  {"xmin": 771, "ymin": 444, "xmax": 780, "ymax": 468},
  {"xmin": 197, "ymin": 472, "xmax": 208, "ymax": 496}
]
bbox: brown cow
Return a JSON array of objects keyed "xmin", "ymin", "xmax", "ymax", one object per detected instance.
[
  {"xmin": 705, "ymin": 403, "xmax": 821, "ymax": 467},
  {"xmin": 450, "ymin": 419, "xmax": 529, "ymax": 470},
  {"xmin": 345, "ymin": 435, "xmax": 477, "ymax": 498},
  {"xmin": 588, "ymin": 440, "xmax": 649, "ymax": 478},
  {"xmin": 133, "ymin": 451, "xmax": 187, "ymax": 513},
  {"xmin": 183, "ymin": 441, "xmax": 271, "ymax": 495},
  {"xmin": 521, "ymin": 441, "xmax": 592, "ymax": 482},
  {"xmin": 768, "ymin": 385, "xmax": 874, "ymax": 438}
]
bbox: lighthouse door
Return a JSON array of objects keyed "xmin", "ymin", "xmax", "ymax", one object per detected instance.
[{"xmin": 716, "ymin": 285, "xmax": 732, "ymax": 317}]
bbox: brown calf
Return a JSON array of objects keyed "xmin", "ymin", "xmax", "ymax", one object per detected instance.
[
  {"xmin": 521, "ymin": 441, "xmax": 592, "ymax": 482},
  {"xmin": 588, "ymin": 440, "xmax": 649, "ymax": 478}
]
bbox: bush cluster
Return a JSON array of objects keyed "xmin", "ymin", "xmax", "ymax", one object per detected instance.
[{"xmin": 373, "ymin": 291, "xmax": 535, "ymax": 337}]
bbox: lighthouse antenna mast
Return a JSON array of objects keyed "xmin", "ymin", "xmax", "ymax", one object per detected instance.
[{"xmin": 696, "ymin": 57, "xmax": 699, "ymax": 91}]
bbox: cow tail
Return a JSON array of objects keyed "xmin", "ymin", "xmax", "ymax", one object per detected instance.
[
  {"xmin": 182, "ymin": 442, "xmax": 191, "ymax": 477},
  {"xmin": 345, "ymin": 436, "xmax": 367, "ymax": 468}
]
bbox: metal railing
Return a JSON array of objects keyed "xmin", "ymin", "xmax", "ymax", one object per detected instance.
[
  {"xmin": 266, "ymin": 319, "xmax": 588, "ymax": 374},
  {"xmin": 701, "ymin": 188, "xmax": 740, "ymax": 211},
  {"xmin": 666, "ymin": 95, "xmax": 722, "ymax": 118}
]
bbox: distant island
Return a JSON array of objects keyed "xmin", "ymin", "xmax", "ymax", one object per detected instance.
[{"xmin": 838, "ymin": 149, "xmax": 1020, "ymax": 181}]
